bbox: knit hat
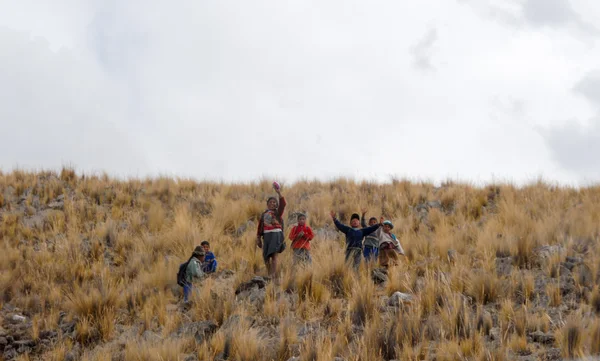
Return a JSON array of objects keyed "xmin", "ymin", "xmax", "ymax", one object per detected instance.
[
  {"xmin": 351, "ymin": 213, "xmax": 360, "ymax": 221},
  {"xmin": 383, "ymin": 220, "xmax": 394, "ymax": 229},
  {"xmin": 192, "ymin": 246, "xmax": 205, "ymax": 257}
]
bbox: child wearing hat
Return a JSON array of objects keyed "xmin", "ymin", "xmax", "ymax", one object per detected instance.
[
  {"xmin": 288, "ymin": 213, "xmax": 315, "ymax": 264},
  {"xmin": 330, "ymin": 211, "xmax": 381, "ymax": 270},
  {"xmin": 374, "ymin": 218, "xmax": 405, "ymax": 268},
  {"xmin": 183, "ymin": 246, "xmax": 206, "ymax": 302}
]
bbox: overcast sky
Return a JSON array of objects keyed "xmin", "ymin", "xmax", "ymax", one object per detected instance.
[{"xmin": 1, "ymin": 0, "xmax": 599, "ymax": 186}]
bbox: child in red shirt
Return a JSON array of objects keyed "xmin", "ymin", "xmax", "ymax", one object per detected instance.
[{"xmin": 289, "ymin": 213, "xmax": 314, "ymax": 264}]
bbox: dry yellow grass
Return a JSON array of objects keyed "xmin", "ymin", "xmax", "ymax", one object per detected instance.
[{"xmin": 1, "ymin": 168, "xmax": 600, "ymax": 360}]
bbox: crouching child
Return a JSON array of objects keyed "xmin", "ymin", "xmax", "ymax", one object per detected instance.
[
  {"xmin": 201, "ymin": 240, "xmax": 218, "ymax": 273},
  {"xmin": 177, "ymin": 246, "xmax": 206, "ymax": 303}
]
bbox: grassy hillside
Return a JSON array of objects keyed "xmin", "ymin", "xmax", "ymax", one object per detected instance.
[{"xmin": 1, "ymin": 168, "xmax": 600, "ymax": 360}]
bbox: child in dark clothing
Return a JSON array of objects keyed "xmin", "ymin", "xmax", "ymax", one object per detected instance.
[
  {"xmin": 330, "ymin": 211, "xmax": 381, "ymax": 270},
  {"xmin": 200, "ymin": 241, "xmax": 218, "ymax": 273}
]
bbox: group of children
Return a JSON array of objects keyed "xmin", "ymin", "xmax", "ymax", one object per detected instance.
[
  {"xmin": 255, "ymin": 185, "xmax": 405, "ymax": 277},
  {"xmin": 180, "ymin": 185, "xmax": 405, "ymax": 301},
  {"xmin": 179, "ymin": 241, "xmax": 218, "ymax": 303}
]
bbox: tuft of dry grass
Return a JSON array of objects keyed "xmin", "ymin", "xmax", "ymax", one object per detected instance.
[{"xmin": 557, "ymin": 316, "xmax": 584, "ymax": 359}]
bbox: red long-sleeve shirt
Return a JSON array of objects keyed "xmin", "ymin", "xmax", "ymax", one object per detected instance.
[{"xmin": 289, "ymin": 224, "xmax": 314, "ymax": 250}]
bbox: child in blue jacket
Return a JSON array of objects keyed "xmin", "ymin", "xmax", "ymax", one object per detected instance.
[
  {"xmin": 200, "ymin": 241, "xmax": 218, "ymax": 273},
  {"xmin": 330, "ymin": 211, "xmax": 380, "ymax": 270}
]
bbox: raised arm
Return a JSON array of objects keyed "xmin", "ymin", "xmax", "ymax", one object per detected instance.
[
  {"xmin": 361, "ymin": 223, "xmax": 381, "ymax": 237},
  {"xmin": 360, "ymin": 209, "xmax": 367, "ymax": 228},
  {"xmin": 276, "ymin": 190, "xmax": 286, "ymax": 217},
  {"xmin": 330, "ymin": 211, "xmax": 350, "ymax": 233}
]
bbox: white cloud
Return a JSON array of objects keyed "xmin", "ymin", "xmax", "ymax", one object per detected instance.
[
  {"xmin": 1, "ymin": 0, "xmax": 599, "ymax": 185},
  {"xmin": 539, "ymin": 71, "xmax": 600, "ymax": 182},
  {"xmin": 411, "ymin": 28, "xmax": 438, "ymax": 72},
  {"xmin": 0, "ymin": 26, "xmax": 149, "ymax": 177}
]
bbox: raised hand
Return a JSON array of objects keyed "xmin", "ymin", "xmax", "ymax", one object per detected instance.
[
  {"xmin": 330, "ymin": 210, "xmax": 336, "ymax": 219},
  {"xmin": 361, "ymin": 207, "xmax": 368, "ymax": 215}
]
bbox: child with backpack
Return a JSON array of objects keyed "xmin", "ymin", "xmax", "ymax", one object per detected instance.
[
  {"xmin": 256, "ymin": 183, "xmax": 287, "ymax": 277},
  {"xmin": 288, "ymin": 213, "xmax": 314, "ymax": 264},
  {"xmin": 177, "ymin": 246, "xmax": 206, "ymax": 303}
]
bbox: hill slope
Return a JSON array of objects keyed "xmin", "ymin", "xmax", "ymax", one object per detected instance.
[{"xmin": 1, "ymin": 169, "xmax": 600, "ymax": 360}]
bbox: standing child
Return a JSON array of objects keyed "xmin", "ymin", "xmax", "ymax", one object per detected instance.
[
  {"xmin": 289, "ymin": 213, "xmax": 314, "ymax": 264},
  {"xmin": 330, "ymin": 211, "xmax": 380, "ymax": 271},
  {"xmin": 256, "ymin": 184, "xmax": 287, "ymax": 277},
  {"xmin": 374, "ymin": 218, "xmax": 405, "ymax": 268},
  {"xmin": 361, "ymin": 209, "xmax": 380, "ymax": 264},
  {"xmin": 200, "ymin": 240, "xmax": 218, "ymax": 274}
]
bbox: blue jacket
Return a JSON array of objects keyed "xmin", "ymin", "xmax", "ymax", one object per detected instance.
[
  {"xmin": 202, "ymin": 251, "xmax": 217, "ymax": 273},
  {"xmin": 333, "ymin": 218, "xmax": 380, "ymax": 249}
]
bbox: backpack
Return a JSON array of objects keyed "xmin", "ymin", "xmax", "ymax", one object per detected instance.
[{"xmin": 177, "ymin": 257, "xmax": 193, "ymax": 287}]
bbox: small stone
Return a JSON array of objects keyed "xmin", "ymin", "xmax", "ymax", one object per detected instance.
[
  {"xmin": 235, "ymin": 276, "xmax": 266, "ymax": 294},
  {"xmin": 65, "ymin": 350, "xmax": 79, "ymax": 361},
  {"xmin": 184, "ymin": 354, "xmax": 199, "ymax": 361},
  {"xmin": 495, "ymin": 257, "xmax": 513, "ymax": 277},
  {"xmin": 447, "ymin": 249, "xmax": 457, "ymax": 265},
  {"xmin": 533, "ymin": 245, "xmax": 566, "ymax": 267},
  {"xmin": 219, "ymin": 269, "xmax": 235, "ymax": 278},
  {"xmin": 4, "ymin": 348, "xmax": 17, "ymax": 359},
  {"xmin": 371, "ymin": 268, "xmax": 388, "ymax": 284},
  {"xmin": 142, "ymin": 330, "xmax": 161, "ymax": 343},
  {"xmin": 427, "ymin": 200, "xmax": 442, "ymax": 209},
  {"xmin": 39, "ymin": 330, "xmax": 58, "ymax": 339},
  {"xmin": 489, "ymin": 327, "xmax": 501, "ymax": 341},
  {"xmin": 13, "ymin": 339, "xmax": 35, "ymax": 347},
  {"xmin": 388, "ymin": 292, "xmax": 414, "ymax": 307},
  {"xmin": 47, "ymin": 201, "xmax": 64, "ymax": 210},
  {"xmin": 542, "ymin": 348, "xmax": 561, "ymax": 361},
  {"xmin": 529, "ymin": 331, "xmax": 555, "ymax": 344},
  {"xmin": 11, "ymin": 315, "xmax": 26, "ymax": 323}
]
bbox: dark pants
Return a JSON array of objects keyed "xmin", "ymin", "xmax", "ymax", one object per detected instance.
[
  {"xmin": 345, "ymin": 247, "xmax": 362, "ymax": 270},
  {"xmin": 363, "ymin": 245, "xmax": 379, "ymax": 262},
  {"xmin": 293, "ymin": 248, "xmax": 312, "ymax": 264},
  {"xmin": 183, "ymin": 284, "xmax": 192, "ymax": 302}
]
